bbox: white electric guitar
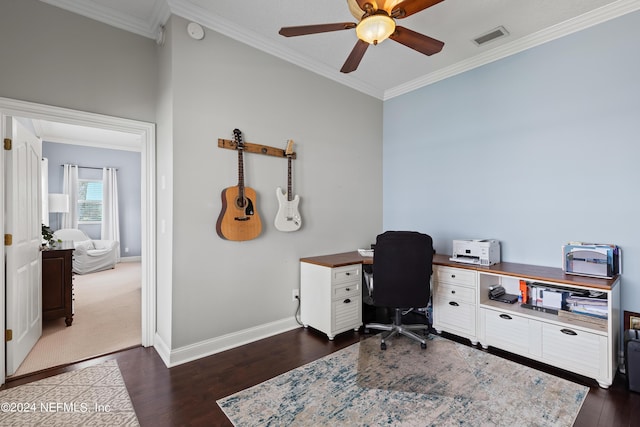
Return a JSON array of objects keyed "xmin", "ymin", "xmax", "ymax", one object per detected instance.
[{"xmin": 275, "ymin": 140, "xmax": 302, "ymax": 232}]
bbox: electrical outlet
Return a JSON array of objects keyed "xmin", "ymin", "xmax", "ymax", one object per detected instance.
[{"xmin": 292, "ymin": 289, "xmax": 299, "ymax": 302}]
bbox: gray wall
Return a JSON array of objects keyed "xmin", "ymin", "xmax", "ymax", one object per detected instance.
[
  {"xmin": 383, "ymin": 11, "xmax": 640, "ymax": 314},
  {"xmin": 42, "ymin": 142, "xmax": 142, "ymax": 257},
  {"xmin": 160, "ymin": 16, "xmax": 383, "ymax": 348},
  {"xmin": 0, "ymin": 1, "xmax": 383, "ymax": 354},
  {"xmin": 0, "ymin": 0, "xmax": 157, "ymax": 123}
]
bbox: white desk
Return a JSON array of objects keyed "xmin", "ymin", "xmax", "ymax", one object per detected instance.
[{"xmin": 300, "ymin": 251, "xmax": 621, "ymax": 388}]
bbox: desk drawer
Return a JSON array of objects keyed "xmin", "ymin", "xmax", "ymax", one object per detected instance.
[
  {"xmin": 542, "ymin": 323, "xmax": 606, "ymax": 379},
  {"xmin": 332, "ymin": 298, "xmax": 360, "ymax": 331},
  {"xmin": 433, "ymin": 298, "xmax": 475, "ymax": 336},
  {"xmin": 482, "ymin": 308, "xmax": 541, "ymax": 357},
  {"xmin": 331, "ymin": 265, "xmax": 361, "ymax": 285},
  {"xmin": 332, "ymin": 281, "xmax": 360, "ymax": 300},
  {"xmin": 434, "ymin": 266, "xmax": 476, "ymax": 287},
  {"xmin": 435, "ymin": 282, "xmax": 475, "ymax": 305}
]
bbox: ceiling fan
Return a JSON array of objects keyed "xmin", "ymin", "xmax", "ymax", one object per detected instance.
[{"xmin": 278, "ymin": 0, "xmax": 445, "ymax": 73}]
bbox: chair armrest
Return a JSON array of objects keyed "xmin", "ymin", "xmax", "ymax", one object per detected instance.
[
  {"xmin": 72, "ymin": 245, "xmax": 88, "ymax": 256},
  {"xmin": 86, "ymin": 248, "xmax": 115, "ymax": 257},
  {"xmin": 92, "ymin": 240, "xmax": 118, "ymax": 250}
]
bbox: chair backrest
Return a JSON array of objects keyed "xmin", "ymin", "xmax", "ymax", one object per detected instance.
[
  {"xmin": 54, "ymin": 228, "xmax": 91, "ymax": 243},
  {"xmin": 372, "ymin": 231, "xmax": 434, "ymax": 308}
]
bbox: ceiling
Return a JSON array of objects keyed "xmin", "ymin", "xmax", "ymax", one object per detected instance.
[
  {"xmin": 39, "ymin": 0, "xmax": 640, "ymax": 101},
  {"xmin": 31, "ymin": 0, "xmax": 639, "ymax": 147}
]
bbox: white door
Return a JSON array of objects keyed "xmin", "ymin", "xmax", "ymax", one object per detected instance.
[{"xmin": 5, "ymin": 117, "xmax": 42, "ymax": 376}]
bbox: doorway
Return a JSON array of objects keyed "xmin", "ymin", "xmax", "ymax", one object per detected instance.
[{"xmin": 0, "ymin": 97, "xmax": 156, "ymax": 385}]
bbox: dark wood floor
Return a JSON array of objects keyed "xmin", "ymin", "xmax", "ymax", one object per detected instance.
[{"xmin": 4, "ymin": 327, "xmax": 639, "ymax": 426}]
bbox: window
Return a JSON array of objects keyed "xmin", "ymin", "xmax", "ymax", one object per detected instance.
[{"xmin": 78, "ymin": 179, "xmax": 103, "ymax": 223}]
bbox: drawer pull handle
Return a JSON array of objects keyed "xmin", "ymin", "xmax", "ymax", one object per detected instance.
[
  {"xmin": 345, "ymin": 288, "xmax": 350, "ymax": 291},
  {"xmin": 560, "ymin": 328, "xmax": 577, "ymax": 336},
  {"xmin": 345, "ymin": 272, "xmax": 351, "ymax": 276},
  {"xmin": 449, "ymin": 301, "xmax": 459, "ymax": 307},
  {"xmin": 451, "ymin": 290, "xmax": 456, "ymax": 294},
  {"xmin": 499, "ymin": 314, "xmax": 512, "ymax": 320},
  {"xmin": 451, "ymin": 274, "xmax": 456, "ymax": 278},
  {"xmin": 344, "ymin": 299, "xmax": 351, "ymax": 304}
]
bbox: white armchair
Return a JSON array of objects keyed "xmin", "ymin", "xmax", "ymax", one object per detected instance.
[{"xmin": 53, "ymin": 228, "xmax": 119, "ymax": 274}]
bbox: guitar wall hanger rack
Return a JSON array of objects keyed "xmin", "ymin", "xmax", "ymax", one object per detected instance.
[{"xmin": 218, "ymin": 138, "xmax": 297, "ymax": 159}]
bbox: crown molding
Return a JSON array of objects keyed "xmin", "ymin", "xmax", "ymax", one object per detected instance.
[
  {"xmin": 39, "ymin": 0, "xmax": 170, "ymax": 39},
  {"xmin": 383, "ymin": 0, "xmax": 640, "ymax": 100},
  {"xmin": 37, "ymin": 0, "xmax": 640, "ymax": 100}
]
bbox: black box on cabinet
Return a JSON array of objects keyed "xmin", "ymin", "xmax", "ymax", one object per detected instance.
[{"xmin": 625, "ymin": 329, "xmax": 640, "ymax": 393}]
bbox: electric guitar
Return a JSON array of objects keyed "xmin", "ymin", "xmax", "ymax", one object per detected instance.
[
  {"xmin": 216, "ymin": 129, "xmax": 262, "ymax": 241},
  {"xmin": 274, "ymin": 140, "xmax": 302, "ymax": 232}
]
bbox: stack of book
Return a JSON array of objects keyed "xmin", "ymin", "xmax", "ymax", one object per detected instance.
[{"xmin": 520, "ymin": 282, "xmax": 570, "ymax": 315}]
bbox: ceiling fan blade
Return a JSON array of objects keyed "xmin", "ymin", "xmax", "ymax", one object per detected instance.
[
  {"xmin": 391, "ymin": 0, "xmax": 445, "ymax": 19},
  {"xmin": 340, "ymin": 40, "xmax": 370, "ymax": 73},
  {"xmin": 279, "ymin": 22, "xmax": 356, "ymax": 37},
  {"xmin": 389, "ymin": 26, "xmax": 444, "ymax": 56}
]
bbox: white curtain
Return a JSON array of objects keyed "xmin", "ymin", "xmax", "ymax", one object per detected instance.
[
  {"xmin": 62, "ymin": 164, "xmax": 79, "ymax": 228},
  {"xmin": 101, "ymin": 167, "xmax": 120, "ymax": 261}
]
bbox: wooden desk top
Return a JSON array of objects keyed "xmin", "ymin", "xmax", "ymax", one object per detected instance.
[
  {"xmin": 301, "ymin": 252, "xmax": 619, "ymax": 290},
  {"xmin": 300, "ymin": 251, "xmax": 373, "ymax": 268}
]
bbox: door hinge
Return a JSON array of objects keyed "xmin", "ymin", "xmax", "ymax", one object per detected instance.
[
  {"xmin": 4, "ymin": 234, "xmax": 12, "ymax": 246},
  {"xmin": 3, "ymin": 138, "xmax": 11, "ymax": 150},
  {"xmin": 5, "ymin": 329, "xmax": 12, "ymax": 342}
]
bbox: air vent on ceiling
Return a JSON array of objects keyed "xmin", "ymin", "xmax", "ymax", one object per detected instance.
[{"xmin": 473, "ymin": 26, "xmax": 509, "ymax": 46}]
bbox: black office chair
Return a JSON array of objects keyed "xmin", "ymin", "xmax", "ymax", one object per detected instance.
[{"xmin": 364, "ymin": 231, "xmax": 434, "ymax": 350}]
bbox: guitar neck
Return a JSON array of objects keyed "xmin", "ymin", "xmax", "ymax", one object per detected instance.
[
  {"xmin": 287, "ymin": 157, "xmax": 293, "ymax": 201},
  {"xmin": 237, "ymin": 148, "xmax": 245, "ymax": 201}
]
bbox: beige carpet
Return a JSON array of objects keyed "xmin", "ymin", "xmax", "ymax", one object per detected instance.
[
  {"xmin": 11, "ymin": 262, "xmax": 141, "ymax": 377},
  {"xmin": 219, "ymin": 335, "xmax": 589, "ymax": 426},
  {"xmin": 0, "ymin": 360, "xmax": 139, "ymax": 426}
]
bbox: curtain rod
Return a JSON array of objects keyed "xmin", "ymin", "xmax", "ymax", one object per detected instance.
[{"xmin": 60, "ymin": 164, "xmax": 118, "ymax": 171}]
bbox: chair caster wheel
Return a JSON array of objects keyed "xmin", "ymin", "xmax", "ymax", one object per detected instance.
[
  {"xmin": 421, "ymin": 343, "xmax": 427, "ymax": 349},
  {"xmin": 381, "ymin": 342, "xmax": 387, "ymax": 350}
]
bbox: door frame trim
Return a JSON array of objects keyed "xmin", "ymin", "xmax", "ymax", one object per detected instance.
[{"xmin": 0, "ymin": 97, "xmax": 156, "ymax": 385}]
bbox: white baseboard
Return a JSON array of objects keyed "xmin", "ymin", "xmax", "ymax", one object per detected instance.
[
  {"xmin": 120, "ymin": 256, "xmax": 141, "ymax": 263},
  {"xmin": 154, "ymin": 317, "xmax": 301, "ymax": 368},
  {"xmin": 153, "ymin": 333, "xmax": 172, "ymax": 368}
]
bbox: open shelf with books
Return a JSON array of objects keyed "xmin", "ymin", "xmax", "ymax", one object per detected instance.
[{"xmin": 478, "ymin": 273, "xmax": 611, "ymax": 335}]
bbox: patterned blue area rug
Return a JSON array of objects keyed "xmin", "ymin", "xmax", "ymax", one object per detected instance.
[{"xmin": 218, "ymin": 335, "xmax": 588, "ymax": 426}]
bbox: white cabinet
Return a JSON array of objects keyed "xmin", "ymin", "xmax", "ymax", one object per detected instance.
[
  {"xmin": 432, "ymin": 265, "xmax": 478, "ymax": 344},
  {"xmin": 476, "ymin": 269, "xmax": 619, "ymax": 388},
  {"xmin": 432, "ymin": 256, "xmax": 620, "ymax": 388},
  {"xmin": 300, "ymin": 262, "xmax": 362, "ymax": 340}
]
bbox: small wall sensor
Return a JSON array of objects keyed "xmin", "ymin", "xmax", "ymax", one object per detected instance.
[{"xmin": 187, "ymin": 22, "xmax": 205, "ymax": 40}]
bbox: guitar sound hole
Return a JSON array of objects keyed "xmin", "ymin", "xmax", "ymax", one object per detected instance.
[{"xmin": 235, "ymin": 197, "xmax": 247, "ymax": 209}]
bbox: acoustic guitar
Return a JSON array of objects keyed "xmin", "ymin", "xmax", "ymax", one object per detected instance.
[
  {"xmin": 274, "ymin": 140, "xmax": 301, "ymax": 232},
  {"xmin": 216, "ymin": 129, "xmax": 262, "ymax": 241}
]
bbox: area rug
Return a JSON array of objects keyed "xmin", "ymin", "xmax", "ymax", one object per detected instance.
[
  {"xmin": 218, "ymin": 335, "xmax": 588, "ymax": 426},
  {"xmin": 0, "ymin": 360, "xmax": 139, "ymax": 426}
]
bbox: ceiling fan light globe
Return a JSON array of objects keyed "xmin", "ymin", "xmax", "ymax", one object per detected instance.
[{"xmin": 356, "ymin": 14, "xmax": 395, "ymax": 45}]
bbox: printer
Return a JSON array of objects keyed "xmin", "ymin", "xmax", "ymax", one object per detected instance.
[{"xmin": 450, "ymin": 239, "xmax": 501, "ymax": 266}]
